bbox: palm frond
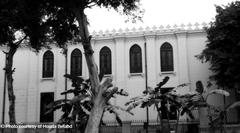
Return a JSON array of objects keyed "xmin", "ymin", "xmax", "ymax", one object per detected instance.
[
  {"xmin": 60, "ymin": 89, "xmax": 76, "ymax": 95},
  {"xmin": 64, "ymin": 74, "xmax": 84, "ymax": 82},
  {"xmin": 71, "ymin": 94, "xmax": 89, "ymax": 104},
  {"xmin": 45, "ymin": 99, "xmax": 71, "ymax": 109},
  {"xmin": 115, "ymin": 115, "xmax": 122, "ymax": 126},
  {"xmin": 208, "ymin": 89, "xmax": 230, "ymax": 97},
  {"xmin": 176, "ymin": 83, "xmax": 191, "ymax": 88},
  {"xmin": 191, "ymin": 94, "xmax": 203, "ymax": 102},
  {"xmin": 80, "ymin": 105, "xmax": 91, "ymax": 115},
  {"xmin": 125, "ymin": 95, "xmax": 146, "ymax": 106},
  {"xmin": 143, "ymin": 86, "xmax": 155, "ymax": 94},
  {"xmin": 126, "ymin": 95, "xmax": 150, "ymax": 111},
  {"xmin": 157, "ymin": 76, "xmax": 170, "ymax": 88},
  {"xmin": 141, "ymin": 98, "xmax": 161, "ymax": 108},
  {"xmin": 44, "ymin": 99, "xmax": 72, "ymax": 115},
  {"xmin": 226, "ymin": 101, "xmax": 240, "ymax": 111},
  {"xmin": 116, "ymin": 89, "xmax": 129, "ymax": 96}
]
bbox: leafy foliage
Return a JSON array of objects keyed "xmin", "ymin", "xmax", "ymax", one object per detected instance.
[
  {"xmin": 126, "ymin": 78, "xmax": 236, "ymax": 128},
  {"xmin": 183, "ymin": 81, "xmax": 239, "ymax": 132},
  {"xmin": 0, "ymin": 0, "xmax": 53, "ymax": 50},
  {"xmin": 197, "ymin": 1, "xmax": 240, "ymax": 90},
  {"xmin": 126, "ymin": 76, "xmax": 195, "ymax": 120},
  {"xmin": 1, "ymin": 1, "xmax": 143, "ymax": 133},
  {"xmin": 0, "ymin": 0, "xmax": 57, "ymax": 128},
  {"xmin": 43, "ymin": 0, "xmax": 143, "ymax": 21},
  {"xmin": 45, "ymin": 74, "xmax": 130, "ymax": 132}
]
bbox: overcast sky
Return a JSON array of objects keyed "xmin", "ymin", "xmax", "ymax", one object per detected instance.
[{"xmin": 86, "ymin": 0, "xmax": 236, "ymax": 32}]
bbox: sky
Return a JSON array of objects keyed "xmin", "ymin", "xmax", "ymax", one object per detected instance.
[{"xmin": 85, "ymin": 0, "xmax": 236, "ymax": 32}]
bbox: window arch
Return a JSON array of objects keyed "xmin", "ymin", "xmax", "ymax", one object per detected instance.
[
  {"xmin": 42, "ymin": 50, "xmax": 54, "ymax": 78},
  {"xmin": 100, "ymin": 46, "xmax": 112, "ymax": 75},
  {"xmin": 160, "ymin": 42, "xmax": 174, "ymax": 72},
  {"xmin": 71, "ymin": 48, "xmax": 82, "ymax": 76},
  {"xmin": 130, "ymin": 44, "xmax": 142, "ymax": 73}
]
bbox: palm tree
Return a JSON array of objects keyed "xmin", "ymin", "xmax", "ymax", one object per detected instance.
[
  {"xmin": 125, "ymin": 77, "xmax": 194, "ymax": 133},
  {"xmin": 45, "ymin": 73, "xmax": 131, "ymax": 133},
  {"xmin": 189, "ymin": 81, "xmax": 240, "ymax": 133}
]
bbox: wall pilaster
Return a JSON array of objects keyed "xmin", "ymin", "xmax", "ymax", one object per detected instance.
[{"xmin": 176, "ymin": 32, "xmax": 190, "ymax": 85}]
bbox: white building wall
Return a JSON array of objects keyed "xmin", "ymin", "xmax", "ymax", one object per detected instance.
[
  {"xmin": 187, "ymin": 32, "xmax": 210, "ymax": 91},
  {"xmin": 0, "ymin": 26, "xmax": 224, "ymax": 124},
  {"xmin": 26, "ymin": 51, "xmax": 39, "ymax": 122}
]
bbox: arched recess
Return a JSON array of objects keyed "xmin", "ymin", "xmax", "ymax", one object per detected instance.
[
  {"xmin": 160, "ymin": 42, "xmax": 174, "ymax": 72},
  {"xmin": 99, "ymin": 46, "xmax": 112, "ymax": 75},
  {"xmin": 71, "ymin": 48, "xmax": 82, "ymax": 76},
  {"xmin": 129, "ymin": 44, "xmax": 142, "ymax": 73},
  {"xmin": 43, "ymin": 50, "xmax": 54, "ymax": 78}
]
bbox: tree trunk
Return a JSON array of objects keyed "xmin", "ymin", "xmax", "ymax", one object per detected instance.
[
  {"xmin": 84, "ymin": 88, "xmax": 105, "ymax": 133},
  {"xmin": 175, "ymin": 110, "xmax": 180, "ymax": 133},
  {"xmin": 72, "ymin": 8, "xmax": 108, "ymax": 133},
  {"xmin": 73, "ymin": 8, "xmax": 99, "ymax": 91},
  {"xmin": 199, "ymin": 105, "xmax": 210, "ymax": 133},
  {"xmin": 5, "ymin": 45, "xmax": 18, "ymax": 133},
  {"xmin": 155, "ymin": 104, "xmax": 163, "ymax": 132}
]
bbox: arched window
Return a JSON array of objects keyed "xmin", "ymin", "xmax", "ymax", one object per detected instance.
[
  {"xmin": 71, "ymin": 49, "xmax": 82, "ymax": 76},
  {"xmin": 130, "ymin": 44, "xmax": 142, "ymax": 73},
  {"xmin": 100, "ymin": 46, "xmax": 112, "ymax": 75},
  {"xmin": 160, "ymin": 42, "xmax": 174, "ymax": 72},
  {"xmin": 42, "ymin": 50, "xmax": 54, "ymax": 78}
]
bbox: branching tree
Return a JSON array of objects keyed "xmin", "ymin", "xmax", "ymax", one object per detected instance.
[
  {"xmin": 1, "ymin": 0, "xmax": 143, "ymax": 133},
  {"xmin": 0, "ymin": 1, "xmax": 49, "ymax": 133},
  {"xmin": 197, "ymin": 1, "xmax": 240, "ymax": 90},
  {"xmin": 0, "ymin": 1, "xmax": 77, "ymax": 133},
  {"xmin": 40, "ymin": 1, "xmax": 143, "ymax": 133}
]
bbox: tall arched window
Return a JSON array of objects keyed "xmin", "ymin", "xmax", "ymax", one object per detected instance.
[
  {"xmin": 100, "ymin": 46, "xmax": 112, "ymax": 75},
  {"xmin": 42, "ymin": 50, "xmax": 54, "ymax": 78},
  {"xmin": 160, "ymin": 42, "xmax": 174, "ymax": 72},
  {"xmin": 71, "ymin": 49, "xmax": 82, "ymax": 76},
  {"xmin": 130, "ymin": 44, "xmax": 142, "ymax": 73}
]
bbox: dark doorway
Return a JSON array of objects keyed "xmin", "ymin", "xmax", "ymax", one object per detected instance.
[{"xmin": 40, "ymin": 92, "xmax": 54, "ymax": 122}]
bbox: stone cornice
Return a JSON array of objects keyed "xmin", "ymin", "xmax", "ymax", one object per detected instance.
[{"xmin": 91, "ymin": 22, "xmax": 208, "ymax": 40}]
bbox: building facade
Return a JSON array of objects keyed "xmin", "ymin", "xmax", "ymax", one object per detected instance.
[{"xmin": 1, "ymin": 23, "xmax": 236, "ymax": 127}]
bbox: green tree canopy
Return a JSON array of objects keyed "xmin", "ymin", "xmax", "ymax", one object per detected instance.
[{"xmin": 198, "ymin": 1, "xmax": 240, "ymax": 90}]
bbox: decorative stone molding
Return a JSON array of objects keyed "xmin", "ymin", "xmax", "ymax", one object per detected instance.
[
  {"xmin": 128, "ymin": 73, "xmax": 145, "ymax": 78},
  {"xmin": 103, "ymin": 74, "xmax": 113, "ymax": 79},
  {"xmin": 41, "ymin": 77, "xmax": 55, "ymax": 81},
  {"xmin": 91, "ymin": 22, "xmax": 209, "ymax": 39},
  {"xmin": 159, "ymin": 71, "xmax": 176, "ymax": 76}
]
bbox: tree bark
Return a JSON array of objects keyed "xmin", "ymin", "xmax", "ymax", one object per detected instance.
[
  {"xmin": 72, "ymin": 7, "xmax": 110, "ymax": 133},
  {"xmin": 73, "ymin": 8, "xmax": 100, "ymax": 93},
  {"xmin": 175, "ymin": 110, "xmax": 180, "ymax": 133},
  {"xmin": 84, "ymin": 86, "xmax": 105, "ymax": 133},
  {"xmin": 5, "ymin": 45, "xmax": 18, "ymax": 133}
]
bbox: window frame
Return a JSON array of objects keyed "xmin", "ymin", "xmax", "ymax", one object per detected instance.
[
  {"xmin": 99, "ymin": 46, "xmax": 112, "ymax": 75},
  {"xmin": 160, "ymin": 42, "xmax": 174, "ymax": 72},
  {"xmin": 70, "ymin": 48, "xmax": 82, "ymax": 76},
  {"xmin": 42, "ymin": 50, "xmax": 54, "ymax": 78},
  {"xmin": 129, "ymin": 44, "xmax": 143, "ymax": 73}
]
